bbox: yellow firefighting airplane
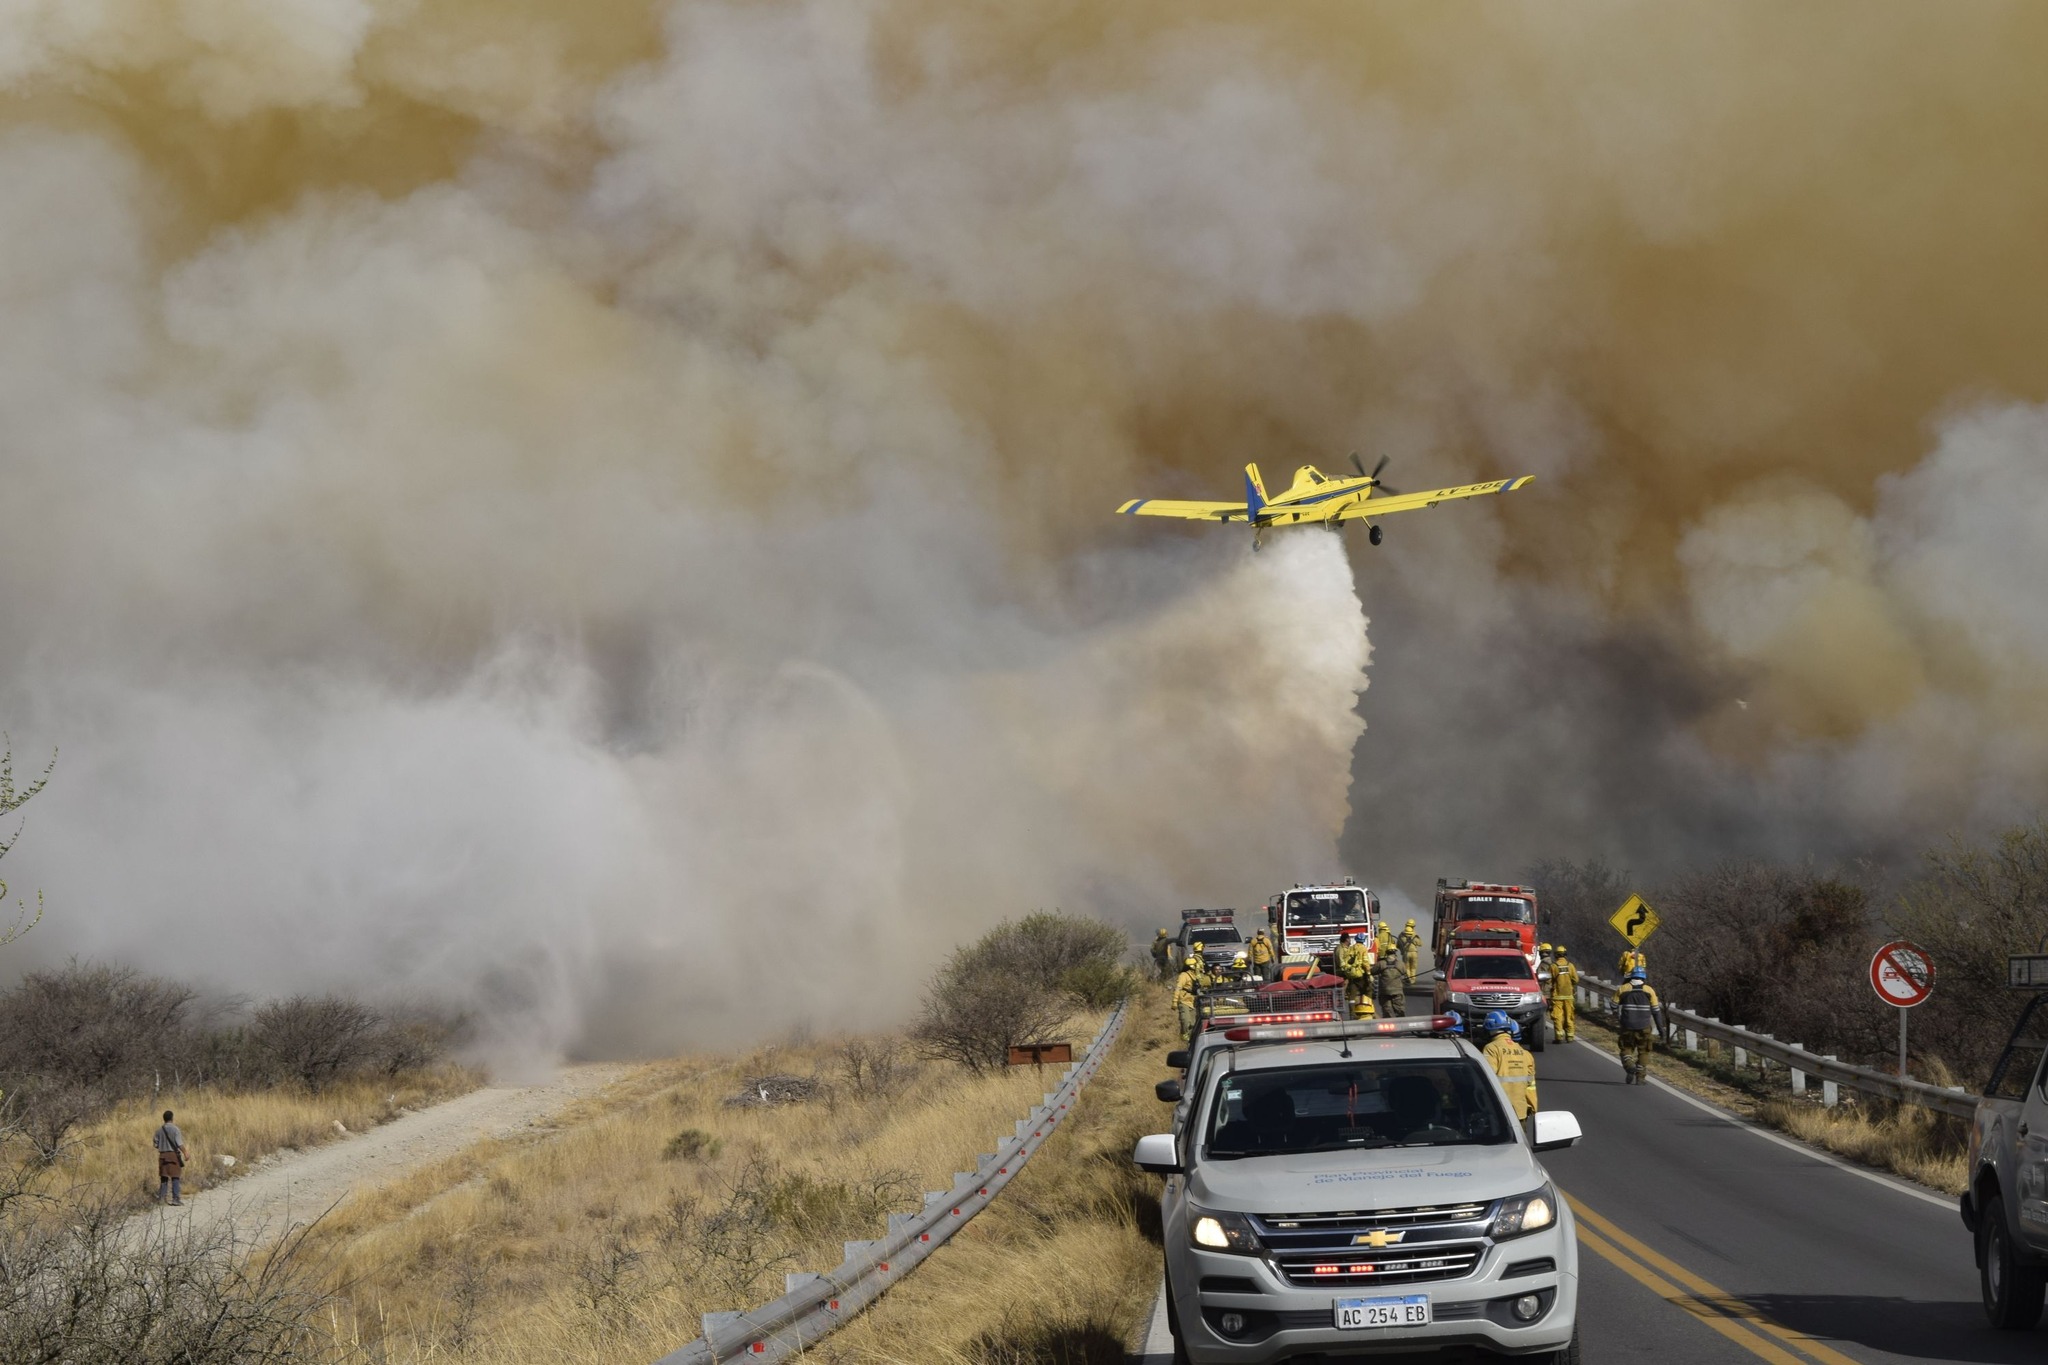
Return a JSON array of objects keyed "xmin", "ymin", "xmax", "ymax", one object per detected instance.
[{"xmin": 1117, "ymin": 454, "xmax": 1533, "ymax": 549}]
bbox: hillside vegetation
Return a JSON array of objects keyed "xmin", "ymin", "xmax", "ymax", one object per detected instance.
[{"xmin": 1531, "ymin": 818, "xmax": 2048, "ymax": 1087}]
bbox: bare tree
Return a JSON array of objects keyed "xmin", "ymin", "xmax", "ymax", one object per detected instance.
[
  {"xmin": 0, "ymin": 740, "xmax": 55, "ymax": 950},
  {"xmin": 912, "ymin": 966, "xmax": 1073, "ymax": 1073},
  {"xmin": 0, "ymin": 962, "xmax": 196, "ymax": 1091},
  {"xmin": 910, "ymin": 913, "xmax": 1128, "ymax": 1072},
  {"xmin": 251, "ymin": 995, "xmax": 383, "ymax": 1091}
]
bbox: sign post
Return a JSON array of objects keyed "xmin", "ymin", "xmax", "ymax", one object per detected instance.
[
  {"xmin": 2010, "ymin": 955, "xmax": 2048, "ymax": 989},
  {"xmin": 1869, "ymin": 940, "xmax": 1934, "ymax": 1080}
]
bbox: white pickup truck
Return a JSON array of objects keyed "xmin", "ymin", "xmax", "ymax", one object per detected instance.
[
  {"xmin": 1134, "ymin": 1014, "xmax": 1583, "ymax": 1364},
  {"xmin": 1963, "ymin": 993, "xmax": 2048, "ymax": 1329}
]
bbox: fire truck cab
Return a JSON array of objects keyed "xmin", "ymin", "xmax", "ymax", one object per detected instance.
[
  {"xmin": 1265, "ymin": 880, "xmax": 1379, "ymax": 974},
  {"xmin": 1432, "ymin": 880, "xmax": 1541, "ymax": 976}
]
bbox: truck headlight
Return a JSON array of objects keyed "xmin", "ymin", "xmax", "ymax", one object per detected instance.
[
  {"xmin": 1446, "ymin": 991, "xmax": 1471, "ymax": 1005},
  {"xmin": 1188, "ymin": 1206, "xmax": 1261, "ymax": 1254},
  {"xmin": 1520, "ymin": 992, "xmax": 1545, "ymax": 1008},
  {"xmin": 1492, "ymin": 1185, "xmax": 1557, "ymax": 1239}
]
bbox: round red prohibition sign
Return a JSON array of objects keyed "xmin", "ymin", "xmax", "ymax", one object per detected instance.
[{"xmin": 1870, "ymin": 940, "xmax": 1934, "ymax": 1008}]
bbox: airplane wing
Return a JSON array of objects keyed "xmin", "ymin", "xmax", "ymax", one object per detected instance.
[
  {"xmin": 1116, "ymin": 498, "xmax": 1251, "ymax": 522},
  {"xmin": 1330, "ymin": 475, "xmax": 1534, "ymax": 520}
]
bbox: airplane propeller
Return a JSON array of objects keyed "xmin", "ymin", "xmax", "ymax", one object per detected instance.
[{"xmin": 1350, "ymin": 451, "xmax": 1401, "ymax": 496}]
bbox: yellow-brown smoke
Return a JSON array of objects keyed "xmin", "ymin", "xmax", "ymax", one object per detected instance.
[{"xmin": 3, "ymin": 1, "xmax": 2044, "ymax": 1049}]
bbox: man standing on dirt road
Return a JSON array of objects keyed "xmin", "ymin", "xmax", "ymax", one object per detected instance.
[{"xmin": 154, "ymin": 1110, "xmax": 188, "ymax": 1205}]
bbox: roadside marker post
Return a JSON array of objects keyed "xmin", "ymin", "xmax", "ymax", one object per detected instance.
[{"xmin": 1869, "ymin": 940, "xmax": 1934, "ymax": 1080}]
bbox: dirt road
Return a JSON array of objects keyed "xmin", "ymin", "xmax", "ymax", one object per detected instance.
[{"xmin": 138, "ymin": 1063, "xmax": 636, "ymax": 1249}]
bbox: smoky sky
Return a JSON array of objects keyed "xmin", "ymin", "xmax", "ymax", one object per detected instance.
[{"xmin": 3, "ymin": 1, "xmax": 2047, "ymax": 1054}]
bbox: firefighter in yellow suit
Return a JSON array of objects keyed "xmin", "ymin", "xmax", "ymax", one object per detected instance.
[
  {"xmin": 1172, "ymin": 947, "xmax": 1214, "ymax": 1039},
  {"xmin": 1334, "ymin": 931, "xmax": 1373, "ymax": 1016},
  {"xmin": 1549, "ymin": 946, "xmax": 1580, "ymax": 1042},
  {"xmin": 1615, "ymin": 968, "xmax": 1665, "ymax": 1084},
  {"xmin": 1248, "ymin": 929, "xmax": 1275, "ymax": 983},
  {"xmin": 1481, "ymin": 1011, "xmax": 1539, "ymax": 1119},
  {"xmin": 1617, "ymin": 947, "xmax": 1647, "ymax": 978}
]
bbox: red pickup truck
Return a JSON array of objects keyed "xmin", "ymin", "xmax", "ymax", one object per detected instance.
[{"xmin": 1432, "ymin": 932, "xmax": 1550, "ymax": 1050}]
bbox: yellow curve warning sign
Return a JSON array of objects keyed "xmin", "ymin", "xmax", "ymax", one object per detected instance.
[{"xmin": 1609, "ymin": 894, "xmax": 1660, "ymax": 947}]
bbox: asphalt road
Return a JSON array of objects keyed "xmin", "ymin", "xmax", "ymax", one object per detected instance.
[
  {"xmin": 1541, "ymin": 1033, "xmax": 2030, "ymax": 1365},
  {"xmin": 1132, "ymin": 989, "xmax": 2038, "ymax": 1364}
]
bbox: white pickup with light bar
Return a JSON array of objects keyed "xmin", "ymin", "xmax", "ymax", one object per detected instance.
[{"xmin": 1223, "ymin": 1015, "xmax": 1462, "ymax": 1043}]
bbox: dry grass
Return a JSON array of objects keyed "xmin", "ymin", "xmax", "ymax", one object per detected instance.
[
  {"xmin": 1578, "ymin": 1014, "xmax": 1968, "ymax": 1194},
  {"xmin": 304, "ymin": 1017, "xmax": 1114, "ymax": 1363},
  {"xmin": 814, "ymin": 985, "xmax": 1173, "ymax": 1365},
  {"xmin": 3, "ymin": 1066, "xmax": 483, "ymax": 1210},
  {"xmin": 1753, "ymin": 1097, "xmax": 1967, "ymax": 1194}
]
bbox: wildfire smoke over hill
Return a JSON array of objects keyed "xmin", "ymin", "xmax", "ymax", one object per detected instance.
[{"xmin": 2, "ymin": 2, "xmax": 2045, "ymax": 1050}]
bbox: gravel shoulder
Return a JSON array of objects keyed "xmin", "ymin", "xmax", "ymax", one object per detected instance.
[{"xmin": 134, "ymin": 1063, "xmax": 636, "ymax": 1249}]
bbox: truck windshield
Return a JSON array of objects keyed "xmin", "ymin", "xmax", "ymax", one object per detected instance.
[
  {"xmin": 1205, "ymin": 1058, "xmax": 1515, "ymax": 1156},
  {"xmin": 1455, "ymin": 896, "xmax": 1532, "ymax": 923},
  {"xmin": 1190, "ymin": 927, "xmax": 1243, "ymax": 945},
  {"xmin": 1451, "ymin": 954, "xmax": 1530, "ymax": 980},
  {"xmin": 1286, "ymin": 890, "xmax": 1367, "ymax": 925}
]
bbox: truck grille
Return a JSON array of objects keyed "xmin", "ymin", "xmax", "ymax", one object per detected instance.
[
  {"xmin": 1470, "ymin": 992, "xmax": 1523, "ymax": 1007},
  {"xmin": 1253, "ymin": 1201, "xmax": 1492, "ymax": 1289}
]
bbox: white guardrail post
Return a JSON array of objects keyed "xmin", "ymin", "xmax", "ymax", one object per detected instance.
[
  {"xmin": 651, "ymin": 998, "xmax": 1131, "ymax": 1365},
  {"xmin": 1578, "ymin": 976, "xmax": 1976, "ymax": 1120}
]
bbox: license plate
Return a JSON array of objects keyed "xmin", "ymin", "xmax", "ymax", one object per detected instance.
[{"xmin": 1335, "ymin": 1294, "xmax": 1430, "ymax": 1329}]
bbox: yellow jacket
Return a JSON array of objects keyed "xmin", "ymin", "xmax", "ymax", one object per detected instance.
[
  {"xmin": 1484, "ymin": 1034, "xmax": 1539, "ymax": 1118},
  {"xmin": 1171, "ymin": 965, "xmax": 1210, "ymax": 1008},
  {"xmin": 1618, "ymin": 949, "xmax": 1647, "ymax": 976},
  {"xmin": 1551, "ymin": 961, "xmax": 1580, "ymax": 995},
  {"xmin": 1334, "ymin": 940, "xmax": 1373, "ymax": 981},
  {"xmin": 1249, "ymin": 933, "xmax": 1274, "ymax": 965}
]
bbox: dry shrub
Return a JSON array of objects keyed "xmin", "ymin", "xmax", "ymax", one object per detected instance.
[
  {"xmin": 913, "ymin": 913, "xmax": 1129, "ymax": 1072},
  {"xmin": 662, "ymin": 1129, "xmax": 720, "ymax": 1162},
  {"xmin": 839, "ymin": 1039, "xmax": 912, "ymax": 1098}
]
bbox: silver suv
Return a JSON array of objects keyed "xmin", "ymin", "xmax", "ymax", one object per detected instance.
[{"xmin": 1134, "ymin": 1017, "xmax": 1582, "ymax": 1363}]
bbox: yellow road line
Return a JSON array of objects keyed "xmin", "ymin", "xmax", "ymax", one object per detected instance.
[
  {"xmin": 1569, "ymin": 1194, "xmax": 1864, "ymax": 1365},
  {"xmin": 1574, "ymin": 1223, "xmax": 1809, "ymax": 1365}
]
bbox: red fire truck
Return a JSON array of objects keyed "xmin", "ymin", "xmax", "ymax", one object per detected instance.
[{"xmin": 1431, "ymin": 878, "xmax": 1541, "ymax": 973}]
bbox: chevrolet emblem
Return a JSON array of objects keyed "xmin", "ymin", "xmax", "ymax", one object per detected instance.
[{"xmin": 1353, "ymin": 1229, "xmax": 1403, "ymax": 1248}]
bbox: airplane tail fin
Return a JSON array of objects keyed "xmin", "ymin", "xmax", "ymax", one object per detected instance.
[{"xmin": 1244, "ymin": 463, "xmax": 1267, "ymax": 520}]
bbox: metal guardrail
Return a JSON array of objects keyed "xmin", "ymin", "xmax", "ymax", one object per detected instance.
[
  {"xmin": 1576, "ymin": 975, "xmax": 1976, "ymax": 1119},
  {"xmin": 651, "ymin": 999, "xmax": 1130, "ymax": 1364}
]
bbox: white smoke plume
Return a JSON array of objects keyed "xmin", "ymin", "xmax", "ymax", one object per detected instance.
[
  {"xmin": 0, "ymin": 1, "xmax": 1382, "ymax": 1055},
  {"xmin": 6, "ymin": 0, "xmax": 2048, "ymax": 1051}
]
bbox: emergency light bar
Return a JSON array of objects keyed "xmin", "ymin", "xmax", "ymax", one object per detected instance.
[
  {"xmin": 1244, "ymin": 1010, "xmax": 1338, "ymax": 1026},
  {"xmin": 1223, "ymin": 1015, "xmax": 1462, "ymax": 1043}
]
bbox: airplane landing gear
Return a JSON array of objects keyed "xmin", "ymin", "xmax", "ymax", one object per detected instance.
[{"xmin": 1368, "ymin": 523, "xmax": 1384, "ymax": 546}]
